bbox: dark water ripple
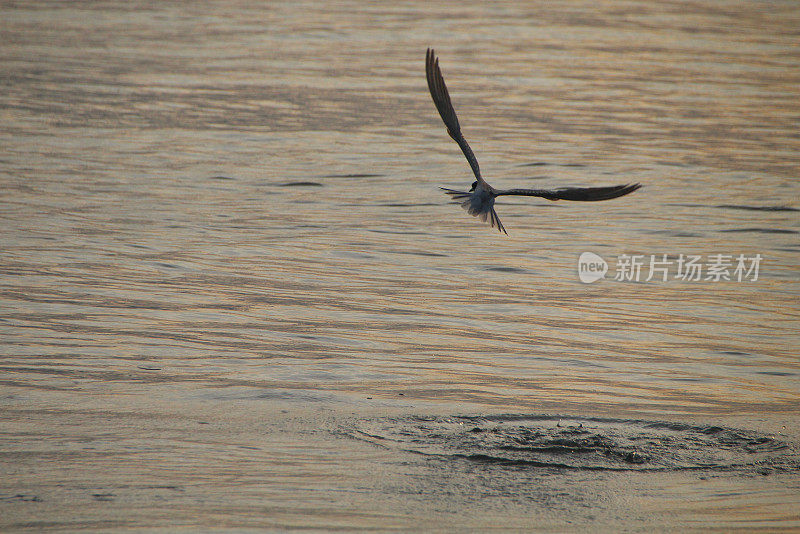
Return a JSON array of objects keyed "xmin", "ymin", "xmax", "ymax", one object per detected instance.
[
  {"xmin": 349, "ymin": 415, "xmax": 799, "ymax": 474},
  {"xmin": 277, "ymin": 181, "xmax": 324, "ymax": 187},
  {"xmin": 721, "ymin": 227, "xmax": 798, "ymax": 234},
  {"xmin": 715, "ymin": 204, "xmax": 798, "ymax": 212}
]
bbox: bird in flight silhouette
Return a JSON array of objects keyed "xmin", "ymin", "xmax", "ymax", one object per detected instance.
[{"xmin": 426, "ymin": 48, "xmax": 641, "ymax": 235}]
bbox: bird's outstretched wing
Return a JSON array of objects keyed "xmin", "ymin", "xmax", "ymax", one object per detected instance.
[
  {"xmin": 495, "ymin": 183, "xmax": 641, "ymax": 201},
  {"xmin": 426, "ymin": 48, "xmax": 482, "ymax": 181}
]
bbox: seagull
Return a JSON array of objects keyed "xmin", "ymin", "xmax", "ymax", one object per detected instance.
[{"xmin": 426, "ymin": 48, "xmax": 641, "ymax": 235}]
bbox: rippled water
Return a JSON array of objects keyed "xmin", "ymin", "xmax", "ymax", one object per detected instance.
[
  {"xmin": 2, "ymin": 1, "xmax": 799, "ymax": 531},
  {"xmin": 351, "ymin": 415, "xmax": 796, "ymax": 472}
]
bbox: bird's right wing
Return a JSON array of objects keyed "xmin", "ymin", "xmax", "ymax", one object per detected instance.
[
  {"xmin": 426, "ymin": 48, "xmax": 482, "ymax": 181},
  {"xmin": 496, "ymin": 183, "xmax": 641, "ymax": 201}
]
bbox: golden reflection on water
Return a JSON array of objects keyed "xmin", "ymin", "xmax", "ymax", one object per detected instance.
[{"xmin": 1, "ymin": 0, "xmax": 799, "ymax": 530}]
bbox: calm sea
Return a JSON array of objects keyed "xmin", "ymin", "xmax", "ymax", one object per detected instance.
[{"xmin": 2, "ymin": 1, "xmax": 799, "ymax": 530}]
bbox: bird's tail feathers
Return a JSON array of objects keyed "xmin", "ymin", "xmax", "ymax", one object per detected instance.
[
  {"xmin": 441, "ymin": 188, "xmax": 507, "ymax": 235},
  {"xmin": 479, "ymin": 207, "xmax": 507, "ymax": 234},
  {"xmin": 489, "ymin": 207, "xmax": 507, "ymax": 235}
]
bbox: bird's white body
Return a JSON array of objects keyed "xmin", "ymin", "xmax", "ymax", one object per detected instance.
[{"xmin": 463, "ymin": 184, "xmax": 494, "ymax": 217}]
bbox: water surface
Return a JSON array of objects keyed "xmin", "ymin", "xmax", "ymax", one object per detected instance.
[{"xmin": 1, "ymin": 1, "xmax": 799, "ymax": 530}]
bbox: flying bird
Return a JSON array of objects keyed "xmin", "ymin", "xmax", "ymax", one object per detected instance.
[{"xmin": 426, "ymin": 48, "xmax": 641, "ymax": 234}]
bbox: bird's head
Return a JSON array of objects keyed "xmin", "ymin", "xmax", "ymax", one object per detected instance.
[{"xmin": 470, "ymin": 180, "xmax": 478, "ymax": 192}]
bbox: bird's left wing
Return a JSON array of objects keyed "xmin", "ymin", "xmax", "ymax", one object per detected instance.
[{"xmin": 426, "ymin": 48, "xmax": 483, "ymax": 181}]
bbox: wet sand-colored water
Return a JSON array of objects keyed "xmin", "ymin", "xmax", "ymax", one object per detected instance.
[{"xmin": 2, "ymin": 1, "xmax": 799, "ymax": 530}]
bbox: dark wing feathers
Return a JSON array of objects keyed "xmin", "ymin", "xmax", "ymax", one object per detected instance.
[
  {"xmin": 426, "ymin": 48, "xmax": 482, "ymax": 180},
  {"xmin": 496, "ymin": 183, "xmax": 641, "ymax": 201},
  {"xmin": 427, "ymin": 48, "xmax": 642, "ymax": 235}
]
